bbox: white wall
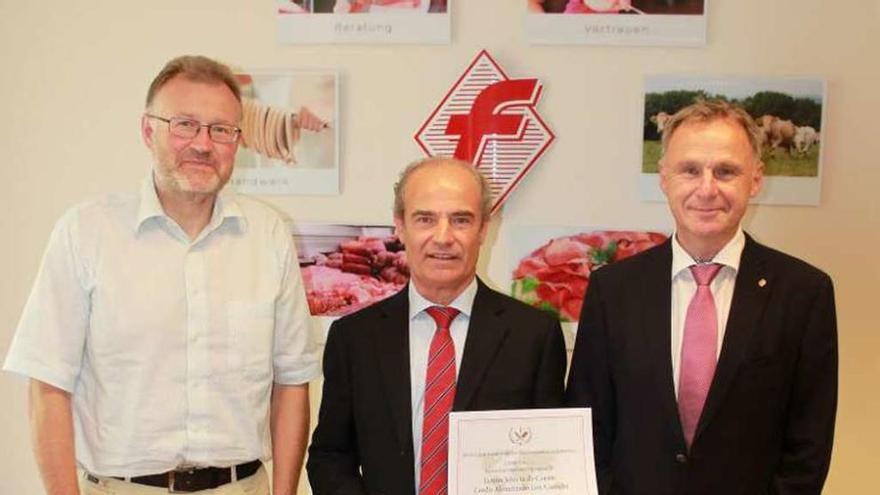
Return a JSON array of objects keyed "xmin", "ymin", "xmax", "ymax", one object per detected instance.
[{"xmin": 1, "ymin": 1, "xmax": 877, "ymax": 493}]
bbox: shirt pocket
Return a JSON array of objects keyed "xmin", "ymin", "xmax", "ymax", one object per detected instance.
[{"xmin": 227, "ymin": 301, "xmax": 275, "ymax": 379}]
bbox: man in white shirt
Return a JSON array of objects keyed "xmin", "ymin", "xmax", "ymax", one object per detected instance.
[
  {"xmin": 306, "ymin": 157, "xmax": 566, "ymax": 495},
  {"xmin": 566, "ymin": 100, "xmax": 838, "ymax": 494},
  {"xmin": 3, "ymin": 55, "xmax": 320, "ymax": 495}
]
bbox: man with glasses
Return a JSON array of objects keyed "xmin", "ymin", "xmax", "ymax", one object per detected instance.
[{"xmin": 3, "ymin": 55, "xmax": 320, "ymax": 494}]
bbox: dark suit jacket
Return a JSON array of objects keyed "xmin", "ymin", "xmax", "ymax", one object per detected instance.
[
  {"xmin": 308, "ymin": 279, "xmax": 567, "ymax": 495},
  {"xmin": 566, "ymin": 235, "xmax": 837, "ymax": 495}
]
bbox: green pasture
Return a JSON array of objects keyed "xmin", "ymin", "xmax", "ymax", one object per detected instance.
[{"xmin": 641, "ymin": 140, "xmax": 819, "ymax": 177}]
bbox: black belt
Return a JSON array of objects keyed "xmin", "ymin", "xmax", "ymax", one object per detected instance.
[{"xmin": 113, "ymin": 459, "xmax": 261, "ymax": 492}]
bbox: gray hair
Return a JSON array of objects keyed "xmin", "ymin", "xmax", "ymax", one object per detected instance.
[
  {"xmin": 393, "ymin": 157, "xmax": 492, "ymax": 222},
  {"xmin": 145, "ymin": 55, "xmax": 241, "ymax": 108},
  {"xmin": 661, "ymin": 98, "xmax": 762, "ymax": 160}
]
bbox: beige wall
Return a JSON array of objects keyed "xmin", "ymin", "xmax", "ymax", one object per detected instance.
[{"xmin": 1, "ymin": 1, "xmax": 877, "ymax": 493}]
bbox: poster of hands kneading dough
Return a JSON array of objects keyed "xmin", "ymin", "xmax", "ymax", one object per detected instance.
[
  {"xmin": 276, "ymin": 1, "xmax": 450, "ymax": 44},
  {"xmin": 231, "ymin": 71, "xmax": 338, "ymax": 195}
]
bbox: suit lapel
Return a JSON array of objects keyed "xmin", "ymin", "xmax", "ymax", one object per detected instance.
[
  {"xmin": 639, "ymin": 241, "xmax": 686, "ymax": 446},
  {"xmin": 454, "ymin": 280, "xmax": 511, "ymax": 411},
  {"xmin": 372, "ymin": 288, "xmax": 415, "ymax": 452},
  {"xmin": 695, "ymin": 235, "xmax": 771, "ymax": 442}
]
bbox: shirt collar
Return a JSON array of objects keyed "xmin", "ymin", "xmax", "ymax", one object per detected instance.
[
  {"xmin": 671, "ymin": 227, "xmax": 745, "ymax": 279},
  {"xmin": 408, "ymin": 277, "xmax": 479, "ymax": 321},
  {"xmin": 134, "ymin": 173, "xmax": 246, "ymax": 235}
]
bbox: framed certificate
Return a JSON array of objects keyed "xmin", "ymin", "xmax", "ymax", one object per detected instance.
[{"xmin": 449, "ymin": 408, "xmax": 598, "ymax": 495}]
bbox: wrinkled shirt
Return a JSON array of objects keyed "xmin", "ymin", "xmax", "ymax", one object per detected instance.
[{"xmin": 3, "ymin": 176, "xmax": 320, "ymax": 476}]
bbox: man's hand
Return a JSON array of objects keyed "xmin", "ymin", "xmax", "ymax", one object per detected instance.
[{"xmin": 294, "ymin": 106, "xmax": 328, "ymax": 132}]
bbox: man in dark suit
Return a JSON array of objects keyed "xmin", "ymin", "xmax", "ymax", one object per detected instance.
[
  {"xmin": 308, "ymin": 157, "xmax": 566, "ymax": 495},
  {"xmin": 566, "ymin": 100, "xmax": 837, "ymax": 495}
]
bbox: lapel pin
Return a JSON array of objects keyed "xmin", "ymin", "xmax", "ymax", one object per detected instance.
[{"xmin": 758, "ymin": 278, "xmax": 767, "ymax": 288}]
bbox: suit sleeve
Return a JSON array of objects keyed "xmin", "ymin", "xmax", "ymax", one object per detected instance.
[
  {"xmin": 306, "ymin": 321, "xmax": 368, "ymax": 495},
  {"xmin": 532, "ymin": 316, "xmax": 567, "ymax": 408},
  {"xmin": 565, "ymin": 270, "xmax": 615, "ymax": 494},
  {"xmin": 771, "ymin": 274, "xmax": 838, "ymax": 494}
]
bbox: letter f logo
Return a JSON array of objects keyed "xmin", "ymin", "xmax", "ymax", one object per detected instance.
[
  {"xmin": 415, "ymin": 50, "xmax": 555, "ymax": 215},
  {"xmin": 444, "ymin": 79, "xmax": 542, "ymax": 163}
]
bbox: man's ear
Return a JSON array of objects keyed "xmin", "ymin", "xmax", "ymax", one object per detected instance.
[
  {"xmin": 751, "ymin": 159, "xmax": 765, "ymax": 198},
  {"xmin": 393, "ymin": 215, "xmax": 405, "ymax": 240},
  {"xmin": 478, "ymin": 214, "xmax": 490, "ymax": 244},
  {"xmin": 658, "ymin": 158, "xmax": 669, "ymax": 195},
  {"xmin": 141, "ymin": 114, "xmax": 155, "ymax": 148}
]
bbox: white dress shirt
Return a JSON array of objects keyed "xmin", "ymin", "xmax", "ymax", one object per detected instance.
[
  {"xmin": 670, "ymin": 229, "xmax": 745, "ymax": 395},
  {"xmin": 408, "ymin": 278, "xmax": 477, "ymax": 495},
  {"xmin": 3, "ymin": 176, "xmax": 320, "ymax": 476}
]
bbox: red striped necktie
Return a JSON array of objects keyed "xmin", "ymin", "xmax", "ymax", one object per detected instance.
[{"xmin": 420, "ymin": 306, "xmax": 460, "ymax": 495}]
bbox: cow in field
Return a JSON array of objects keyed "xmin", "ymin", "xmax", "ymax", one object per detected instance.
[
  {"xmin": 757, "ymin": 115, "xmax": 797, "ymax": 156},
  {"xmin": 794, "ymin": 126, "xmax": 819, "ymax": 155},
  {"xmin": 650, "ymin": 112, "xmax": 672, "ymax": 134}
]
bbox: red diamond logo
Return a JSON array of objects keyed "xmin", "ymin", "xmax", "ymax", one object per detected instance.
[{"xmin": 415, "ymin": 50, "xmax": 555, "ymax": 214}]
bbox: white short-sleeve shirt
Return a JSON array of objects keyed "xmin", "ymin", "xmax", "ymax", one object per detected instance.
[{"xmin": 3, "ymin": 176, "xmax": 320, "ymax": 476}]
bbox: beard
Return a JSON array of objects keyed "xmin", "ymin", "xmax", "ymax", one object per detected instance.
[{"xmin": 155, "ymin": 148, "xmax": 228, "ymax": 196}]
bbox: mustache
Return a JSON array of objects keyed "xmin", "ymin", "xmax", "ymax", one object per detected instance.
[{"xmin": 179, "ymin": 149, "xmax": 216, "ymax": 164}]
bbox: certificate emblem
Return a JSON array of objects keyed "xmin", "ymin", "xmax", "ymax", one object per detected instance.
[
  {"xmin": 509, "ymin": 425, "xmax": 532, "ymax": 445},
  {"xmin": 415, "ymin": 50, "xmax": 555, "ymax": 214}
]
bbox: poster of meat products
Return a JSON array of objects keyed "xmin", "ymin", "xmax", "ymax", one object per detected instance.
[
  {"xmin": 525, "ymin": 0, "xmax": 707, "ymax": 46},
  {"xmin": 276, "ymin": 0, "xmax": 451, "ymax": 44},
  {"xmin": 231, "ymin": 70, "xmax": 338, "ymax": 195},
  {"xmin": 509, "ymin": 227, "xmax": 668, "ymax": 322},
  {"xmin": 641, "ymin": 75, "xmax": 827, "ymax": 206},
  {"xmin": 291, "ymin": 224, "xmax": 409, "ymax": 317}
]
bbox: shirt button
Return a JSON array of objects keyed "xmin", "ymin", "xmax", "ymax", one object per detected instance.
[{"xmin": 675, "ymin": 453, "xmax": 688, "ymax": 464}]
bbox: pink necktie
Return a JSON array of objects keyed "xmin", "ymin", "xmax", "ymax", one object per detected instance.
[
  {"xmin": 678, "ymin": 263, "xmax": 722, "ymax": 449},
  {"xmin": 420, "ymin": 306, "xmax": 460, "ymax": 495}
]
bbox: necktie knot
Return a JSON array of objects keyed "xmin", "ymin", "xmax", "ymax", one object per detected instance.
[
  {"xmin": 426, "ymin": 306, "xmax": 460, "ymax": 330},
  {"xmin": 690, "ymin": 263, "xmax": 722, "ymax": 286}
]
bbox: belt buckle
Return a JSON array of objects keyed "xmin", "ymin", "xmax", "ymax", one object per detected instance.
[
  {"xmin": 167, "ymin": 468, "xmax": 197, "ymax": 493},
  {"xmin": 167, "ymin": 470, "xmax": 178, "ymax": 493}
]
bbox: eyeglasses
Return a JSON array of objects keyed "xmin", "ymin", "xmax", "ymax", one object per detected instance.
[{"xmin": 145, "ymin": 114, "xmax": 241, "ymax": 144}]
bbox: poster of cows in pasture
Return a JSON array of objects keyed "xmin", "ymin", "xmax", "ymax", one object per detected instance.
[{"xmin": 640, "ymin": 75, "xmax": 826, "ymax": 205}]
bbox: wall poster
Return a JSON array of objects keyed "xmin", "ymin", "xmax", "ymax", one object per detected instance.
[
  {"xmin": 508, "ymin": 226, "xmax": 668, "ymax": 323},
  {"xmin": 231, "ymin": 70, "xmax": 339, "ymax": 195},
  {"xmin": 525, "ymin": 0, "xmax": 708, "ymax": 46},
  {"xmin": 291, "ymin": 223, "xmax": 408, "ymax": 318},
  {"xmin": 641, "ymin": 75, "xmax": 827, "ymax": 206},
  {"xmin": 277, "ymin": 0, "xmax": 451, "ymax": 44}
]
